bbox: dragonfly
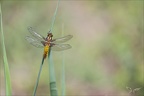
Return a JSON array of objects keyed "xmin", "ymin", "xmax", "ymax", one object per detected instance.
[{"xmin": 25, "ymin": 27, "xmax": 73, "ymax": 59}]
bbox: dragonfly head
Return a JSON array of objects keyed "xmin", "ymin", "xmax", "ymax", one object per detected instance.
[{"xmin": 47, "ymin": 32, "xmax": 53, "ymax": 40}]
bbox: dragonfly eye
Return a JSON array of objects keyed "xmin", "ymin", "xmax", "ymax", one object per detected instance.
[{"xmin": 48, "ymin": 33, "xmax": 53, "ymax": 37}]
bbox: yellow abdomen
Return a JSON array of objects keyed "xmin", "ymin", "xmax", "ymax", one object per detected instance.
[{"xmin": 43, "ymin": 45, "xmax": 49, "ymax": 59}]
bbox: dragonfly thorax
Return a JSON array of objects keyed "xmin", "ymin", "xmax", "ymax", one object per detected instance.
[{"xmin": 46, "ymin": 33, "xmax": 53, "ymax": 41}]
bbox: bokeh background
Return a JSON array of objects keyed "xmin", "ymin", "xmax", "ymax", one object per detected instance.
[{"xmin": 0, "ymin": 0, "xmax": 143, "ymax": 96}]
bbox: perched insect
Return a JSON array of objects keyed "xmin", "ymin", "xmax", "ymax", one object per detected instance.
[{"xmin": 25, "ymin": 27, "xmax": 73, "ymax": 59}]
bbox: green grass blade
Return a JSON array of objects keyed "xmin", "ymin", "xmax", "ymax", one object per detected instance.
[
  {"xmin": 48, "ymin": 50, "xmax": 58, "ymax": 96},
  {"xmin": 61, "ymin": 23, "xmax": 65, "ymax": 96},
  {"xmin": 33, "ymin": 57, "xmax": 45, "ymax": 96},
  {"xmin": 32, "ymin": 0, "xmax": 60, "ymax": 95},
  {"xmin": 47, "ymin": 0, "xmax": 60, "ymax": 95},
  {"xmin": 61, "ymin": 54, "xmax": 65, "ymax": 96},
  {"xmin": 0, "ymin": 3, "xmax": 12, "ymax": 96},
  {"xmin": 49, "ymin": 0, "xmax": 60, "ymax": 33}
]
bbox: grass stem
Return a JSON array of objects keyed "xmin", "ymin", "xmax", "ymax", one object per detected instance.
[
  {"xmin": 0, "ymin": 3, "xmax": 12, "ymax": 96},
  {"xmin": 61, "ymin": 23, "xmax": 66, "ymax": 96},
  {"xmin": 48, "ymin": 50, "xmax": 58, "ymax": 96},
  {"xmin": 33, "ymin": 58, "xmax": 45, "ymax": 96},
  {"xmin": 47, "ymin": 0, "xmax": 60, "ymax": 95},
  {"xmin": 49, "ymin": 0, "xmax": 60, "ymax": 33}
]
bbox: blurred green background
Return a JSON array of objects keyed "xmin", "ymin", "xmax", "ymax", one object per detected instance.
[{"xmin": 0, "ymin": 0, "xmax": 143, "ymax": 96}]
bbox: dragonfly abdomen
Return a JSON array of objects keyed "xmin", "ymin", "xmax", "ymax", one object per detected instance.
[{"xmin": 43, "ymin": 45, "xmax": 49, "ymax": 59}]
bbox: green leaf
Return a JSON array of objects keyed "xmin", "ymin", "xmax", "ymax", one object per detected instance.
[
  {"xmin": 48, "ymin": 50, "xmax": 58, "ymax": 96},
  {"xmin": 0, "ymin": 3, "xmax": 12, "ymax": 96},
  {"xmin": 61, "ymin": 23, "xmax": 65, "ymax": 96},
  {"xmin": 33, "ymin": 58, "xmax": 45, "ymax": 96}
]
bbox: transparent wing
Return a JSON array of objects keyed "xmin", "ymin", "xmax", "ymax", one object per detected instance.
[
  {"xmin": 51, "ymin": 35, "xmax": 73, "ymax": 44},
  {"xmin": 28, "ymin": 27, "xmax": 45, "ymax": 41},
  {"xmin": 51, "ymin": 44, "xmax": 72, "ymax": 51},
  {"xmin": 25, "ymin": 36, "xmax": 44, "ymax": 48}
]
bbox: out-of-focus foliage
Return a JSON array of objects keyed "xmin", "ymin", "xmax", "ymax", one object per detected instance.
[
  {"xmin": 0, "ymin": 3, "xmax": 12, "ymax": 95},
  {"xmin": 0, "ymin": 1, "xmax": 143, "ymax": 96}
]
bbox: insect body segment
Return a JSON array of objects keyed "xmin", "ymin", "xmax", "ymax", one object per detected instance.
[{"xmin": 43, "ymin": 45, "xmax": 49, "ymax": 59}]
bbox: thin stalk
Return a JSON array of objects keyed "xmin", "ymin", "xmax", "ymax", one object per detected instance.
[
  {"xmin": 61, "ymin": 23, "xmax": 65, "ymax": 96},
  {"xmin": 48, "ymin": 0, "xmax": 60, "ymax": 96},
  {"xmin": 33, "ymin": 0, "xmax": 60, "ymax": 95},
  {"xmin": 33, "ymin": 57, "xmax": 45, "ymax": 96},
  {"xmin": 0, "ymin": 3, "xmax": 12, "ymax": 96},
  {"xmin": 48, "ymin": 50, "xmax": 58, "ymax": 96},
  {"xmin": 49, "ymin": 0, "xmax": 60, "ymax": 33}
]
